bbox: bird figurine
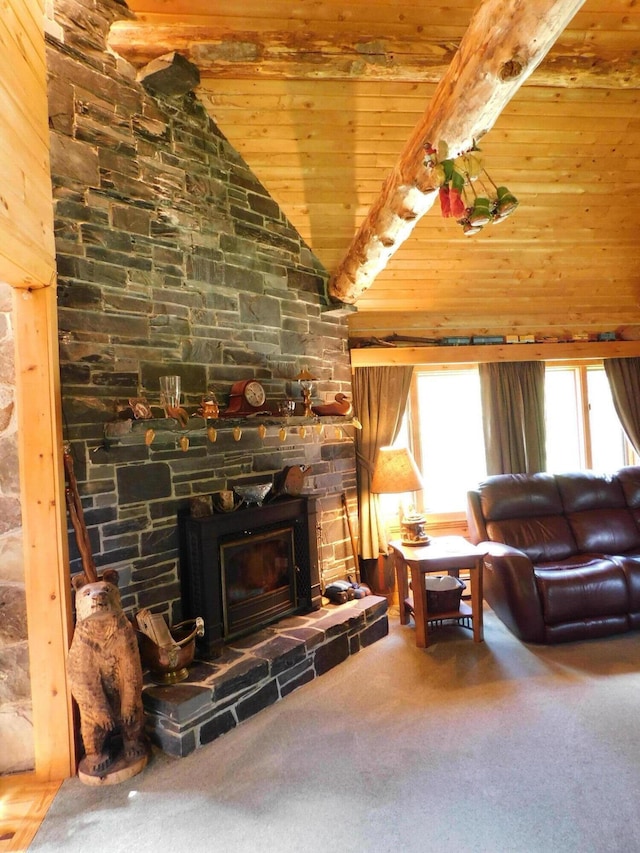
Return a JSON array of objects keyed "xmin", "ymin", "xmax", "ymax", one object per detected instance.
[{"xmin": 311, "ymin": 393, "xmax": 353, "ymax": 417}]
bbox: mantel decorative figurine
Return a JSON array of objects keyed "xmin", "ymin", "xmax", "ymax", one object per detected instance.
[{"xmin": 295, "ymin": 366, "xmax": 316, "ymax": 417}]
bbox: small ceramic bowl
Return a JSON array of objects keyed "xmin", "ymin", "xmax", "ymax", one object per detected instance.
[{"xmin": 233, "ymin": 483, "xmax": 273, "ymax": 506}]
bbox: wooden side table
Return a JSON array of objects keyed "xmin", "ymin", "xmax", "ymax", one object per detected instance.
[{"xmin": 390, "ymin": 536, "xmax": 485, "ymax": 648}]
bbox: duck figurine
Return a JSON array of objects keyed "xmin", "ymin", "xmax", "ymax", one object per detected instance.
[{"xmin": 311, "ymin": 393, "xmax": 353, "ymax": 417}]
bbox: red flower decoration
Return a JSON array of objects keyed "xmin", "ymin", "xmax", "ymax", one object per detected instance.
[
  {"xmin": 450, "ymin": 187, "xmax": 466, "ymax": 218},
  {"xmin": 439, "ymin": 186, "xmax": 451, "ymax": 217}
]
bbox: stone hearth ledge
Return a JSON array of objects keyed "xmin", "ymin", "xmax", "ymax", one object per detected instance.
[{"xmin": 142, "ymin": 595, "xmax": 389, "ymax": 757}]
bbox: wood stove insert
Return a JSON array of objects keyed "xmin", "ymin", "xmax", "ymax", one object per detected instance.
[{"xmin": 180, "ymin": 497, "xmax": 322, "ymax": 657}]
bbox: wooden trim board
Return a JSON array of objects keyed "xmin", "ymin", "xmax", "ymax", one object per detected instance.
[{"xmin": 350, "ymin": 340, "xmax": 640, "ymax": 369}]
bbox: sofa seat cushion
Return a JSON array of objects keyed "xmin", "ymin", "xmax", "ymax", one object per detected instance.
[
  {"xmin": 534, "ymin": 557, "xmax": 628, "ymax": 625},
  {"xmin": 567, "ymin": 508, "xmax": 640, "ymax": 554},
  {"xmin": 545, "ymin": 616, "xmax": 630, "ymax": 643},
  {"xmin": 486, "ymin": 515, "xmax": 577, "ymax": 563}
]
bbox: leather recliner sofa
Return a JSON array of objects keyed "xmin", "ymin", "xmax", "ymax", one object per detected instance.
[{"xmin": 466, "ymin": 467, "xmax": 640, "ymax": 643}]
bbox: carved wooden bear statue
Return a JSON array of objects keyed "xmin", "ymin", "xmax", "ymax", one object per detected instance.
[{"xmin": 67, "ymin": 569, "xmax": 147, "ymax": 781}]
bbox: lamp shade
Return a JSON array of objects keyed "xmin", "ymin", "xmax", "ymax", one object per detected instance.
[
  {"xmin": 370, "ymin": 446, "xmax": 424, "ymax": 495},
  {"xmin": 294, "ymin": 366, "xmax": 316, "ymax": 387}
]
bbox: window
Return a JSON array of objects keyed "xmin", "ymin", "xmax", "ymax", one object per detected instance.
[
  {"xmin": 545, "ymin": 363, "xmax": 637, "ymax": 473},
  {"xmin": 407, "ymin": 361, "xmax": 638, "ymax": 518},
  {"xmin": 411, "ymin": 368, "xmax": 486, "ymax": 515},
  {"xmin": 544, "ymin": 367, "xmax": 584, "ymax": 471}
]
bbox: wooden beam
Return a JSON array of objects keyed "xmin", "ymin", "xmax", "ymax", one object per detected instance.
[
  {"xmin": 15, "ymin": 284, "xmax": 75, "ymax": 781},
  {"xmin": 328, "ymin": 0, "xmax": 586, "ymax": 305},
  {"xmin": 108, "ymin": 26, "xmax": 639, "ymax": 89}
]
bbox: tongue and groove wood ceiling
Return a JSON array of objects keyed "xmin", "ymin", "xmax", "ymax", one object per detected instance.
[{"xmin": 110, "ymin": 1, "xmax": 640, "ymax": 341}]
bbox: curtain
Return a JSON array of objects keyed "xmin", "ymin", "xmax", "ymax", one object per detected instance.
[
  {"xmin": 604, "ymin": 358, "xmax": 640, "ymax": 454},
  {"xmin": 479, "ymin": 360, "xmax": 546, "ymax": 475},
  {"xmin": 353, "ymin": 366, "xmax": 413, "ymax": 559}
]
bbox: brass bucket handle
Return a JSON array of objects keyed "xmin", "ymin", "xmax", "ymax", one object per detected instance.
[{"xmin": 170, "ymin": 616, "xmax": 205, "ymax": 647}]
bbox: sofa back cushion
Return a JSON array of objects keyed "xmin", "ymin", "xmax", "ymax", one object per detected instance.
[
  {"xmin": 616, "ymin": 467, "xmax": 640, "ymax": 535},
  {"xmin": 556, "ymin": 471, "xmax": 640, "ymax": 554},
  {"xmin": 477, "ymin": 473, "xmax": 577, "ymax": 562},
  {"xmin": 565, "ymin": 509, "xmax": 640, "ymax": 554},
  {"xmin": 478, "ymin": 473, "xmax": 563, "ymax": 520},
  {"xmin": 486, "ymin": 516, "xmax": 578, "ymax": 563},
  {"xmin": 555, "ymin": 471, "xmax": 626, "ymax": 512},
  {"xmin": 616, "ymin": 466, "xmax": 640, "ymax": 509}
]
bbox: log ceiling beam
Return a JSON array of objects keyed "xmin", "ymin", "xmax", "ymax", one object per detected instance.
[
  {"xmin": 108, "ymin": 26, "xmax": 640, "ymax": 89},
  {"xmin": 328, "ymin": 0, "xmax": 586, "ymax": 305}
]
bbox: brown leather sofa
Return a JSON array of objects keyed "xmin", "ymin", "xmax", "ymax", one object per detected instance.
[{"xmin": 466, "ymin": 467, "xmax": 640, "ymax": 643}]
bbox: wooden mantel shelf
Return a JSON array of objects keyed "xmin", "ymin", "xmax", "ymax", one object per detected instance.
[
  {"xmin": 104, "ymin": 414, "xmax": 360, "ymax": 446},
  {"xmin": 350, "ymin": 340, "xmax": 640, "ymax": 369}
]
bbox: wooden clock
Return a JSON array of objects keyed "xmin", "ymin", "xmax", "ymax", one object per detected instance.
[{"xmin": 221, "ymin": 379, "xmax": 268, "ymax": 416}]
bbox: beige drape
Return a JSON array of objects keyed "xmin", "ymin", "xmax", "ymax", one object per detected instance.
[
  {"xmin": 604, "ymin": 357, "xmax": 640, "ymax": 454},
  {"xmin": 479, "ymin": 360, "xmax": 546, "ymax": 475},
  {"xmin": 353, "ymin": 366, "xmax": 413, "ymax": 559}
]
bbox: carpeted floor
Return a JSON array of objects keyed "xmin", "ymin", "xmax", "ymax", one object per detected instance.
[{"xmin": 30, "ymin": 606, "xmax": 640, "ymax": 852}]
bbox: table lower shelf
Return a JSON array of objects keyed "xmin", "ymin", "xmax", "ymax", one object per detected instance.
[{"xmin": 404, "ymin": 596, "xmax": 473, "ymax": 627}]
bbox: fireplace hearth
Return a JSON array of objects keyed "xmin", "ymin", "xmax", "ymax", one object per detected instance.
[
  {"xmin": 181, "ymin": 497, "xmax": 322, "ymax": 657},
  {"xmin": 141, "ymin": 594, "xmax": 389, "ymax": 757}
]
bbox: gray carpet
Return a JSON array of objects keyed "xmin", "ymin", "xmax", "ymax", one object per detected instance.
[{"xmin": 30, "ymin": 607, "xmax": 640, "ymax": 852}]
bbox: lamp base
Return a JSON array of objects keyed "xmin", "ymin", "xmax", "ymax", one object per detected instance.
[
  {"xmin": 400, "ymin": 515, "xmax": 430, "ymax": 546},
  {"xmin": 301, "ymin": 388, "xmax": 313, "ymax": 418},
  {"xmin": 401, "ymin": 535, "xmax": 431, "ymax": 547}
]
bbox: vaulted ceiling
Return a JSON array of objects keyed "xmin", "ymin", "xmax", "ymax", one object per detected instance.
[{"xmin": 109, "ymin": 0, "xmax": 640, "ymax": 342}]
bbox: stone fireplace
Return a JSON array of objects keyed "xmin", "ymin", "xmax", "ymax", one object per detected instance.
[
  {"xmin": 181, "ymin": 497, "xmax": 322, "ymax": 657},
  {"xmin": 47, "ymin": 0, "xmax": 358, "ymax": 639},
  {"xmin": 137, "ymin": 495, "xmax": 389, "ymax": 760}
]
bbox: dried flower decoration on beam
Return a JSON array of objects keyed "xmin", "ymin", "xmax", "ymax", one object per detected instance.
[{"xmin": 424, "ymin": 141, "xmax": 518, "ymax": 236}]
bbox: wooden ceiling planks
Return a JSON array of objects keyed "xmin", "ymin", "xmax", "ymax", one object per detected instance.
[{"xmin": 110, "ymin": 0, "xmax": 640, "ymax": 341}]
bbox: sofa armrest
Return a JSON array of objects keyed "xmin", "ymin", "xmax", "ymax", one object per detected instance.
[
  {"xmin": 466, "ymin": 489, "xmax": 487, "ymax": 543},
  {"xmin": 479, "ymin": 541, "xmax": 546, "ymax": 643}
]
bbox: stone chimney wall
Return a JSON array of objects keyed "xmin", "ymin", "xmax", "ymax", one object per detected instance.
[
  {"xmin": 0, "ymin": 283, "xmax": 34, "ymax": 774},
  {"xmin": 46, "ymin": 0, "xmax": 357, "ymax": 625}
]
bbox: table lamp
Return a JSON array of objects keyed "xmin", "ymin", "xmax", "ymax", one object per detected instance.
[{"xmin": 371, "ymin": 446, "xmax": 430, "ymax": 546}]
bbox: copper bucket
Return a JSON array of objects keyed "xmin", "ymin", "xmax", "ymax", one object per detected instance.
[{"xmin": 137, "ymin": 617, "xmax": 204, "ymax": 685}]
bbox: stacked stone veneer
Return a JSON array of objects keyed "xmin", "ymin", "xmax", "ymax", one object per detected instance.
[
  {"xmin": 144, "ymin": 596, "xmax": 388, "ymax": 757},
  {"xmin": 47, "ymin": 0, "xmax": 357, "ymax": 625},
  {"xmin": 0, "ymin": 283, "xmax": 34, "ymax": 774}
]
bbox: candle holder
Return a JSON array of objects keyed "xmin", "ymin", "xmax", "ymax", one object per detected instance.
[
  {"xmin": 200, "ymin": 391, "xmax": 219, "ymax": 419},
  {"xmin": 159, "ymin": 375, "xmax": 181, "ymax": 412},
  {"xmin": 278, "ymin": 400, "xmax": 296, "ymax": 418}
]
